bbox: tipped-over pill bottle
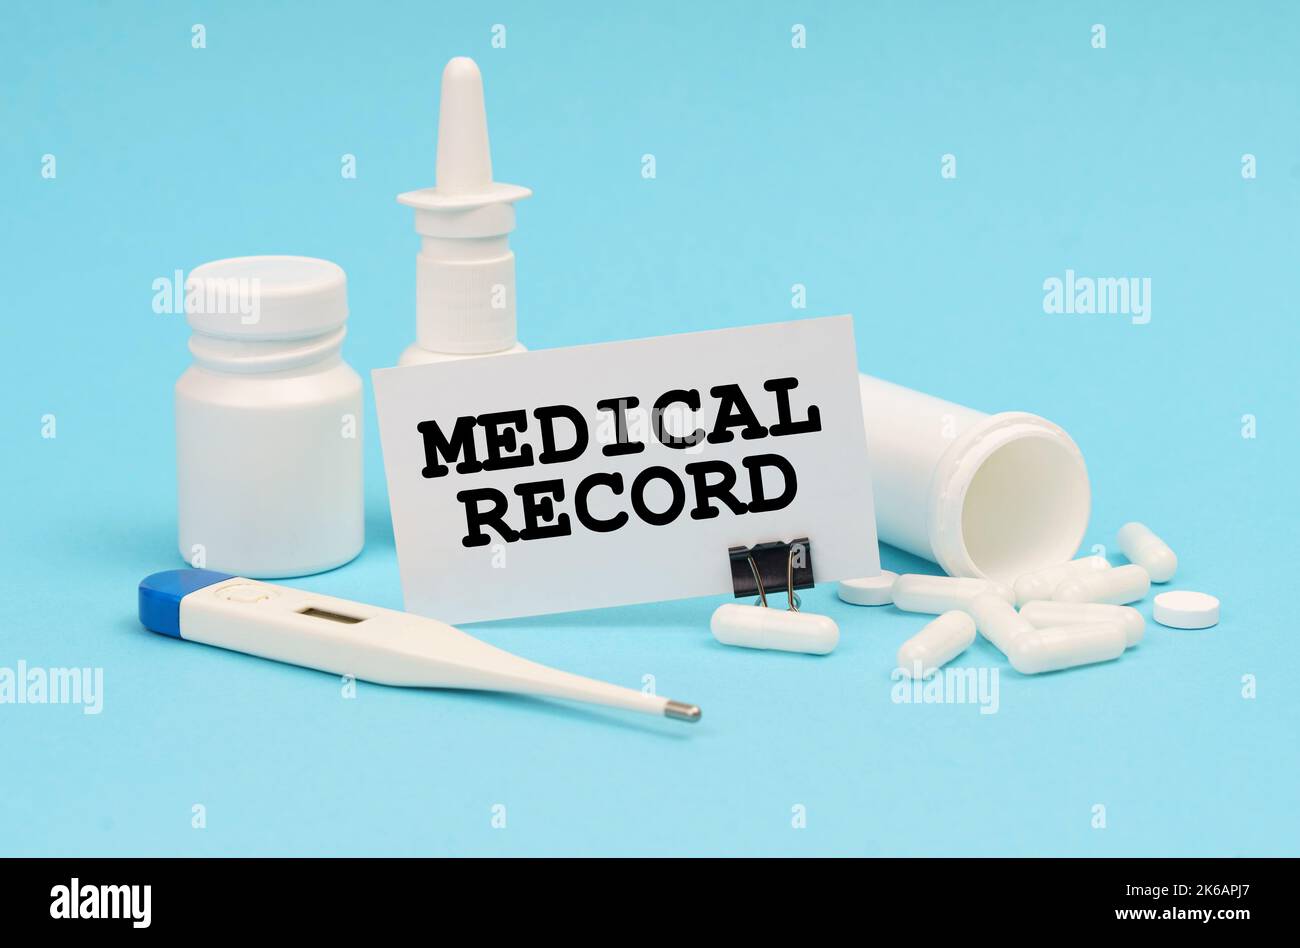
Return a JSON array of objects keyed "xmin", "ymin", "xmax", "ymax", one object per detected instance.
[
  {"xmin": 859, "ymin": 373, "xmax": 1091, "ymax": 584},
  {"xmin": 176, "ymin": 256, "xmax": 363, "ymax": 578}
]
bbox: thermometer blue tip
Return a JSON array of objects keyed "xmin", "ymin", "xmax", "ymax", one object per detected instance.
[{"xmin": 138, "ymin": 569, "xmax": 233, "ymax": 637}]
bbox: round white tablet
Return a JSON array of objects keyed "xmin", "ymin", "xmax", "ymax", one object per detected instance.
[
  {"xmin": 837, "ymin": 571, "xmax": 899, "ymax": 606},
  {"xmin": 1153, "ymin": 590, "xmax": 1220, "ymax": 629}
]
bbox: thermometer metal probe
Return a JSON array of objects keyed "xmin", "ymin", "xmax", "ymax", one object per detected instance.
[{"xmin": 138, "ymin": 570, "xmax": 701, "ymax": 723}]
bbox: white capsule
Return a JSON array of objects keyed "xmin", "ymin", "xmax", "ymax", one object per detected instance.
[
  {"xmin": 710, "ymin": 603, "xmax": 838, "ymax": 655},
  {"xmin": 892, "ymin": 574, "xmax": 1014, "ymax": 615},
  {"xmin": 896, "ymin": 611, "xmax": 977, "ymax": 679},
  {"xmin": 1009, "ymin": 622, "xmax": 1127, "ymax": 674},
  {"xmin": 968, "ymin": 593, "xmax": 1035, "ymax": 658},
  {"xmin": 1117, "ymin": 522, "xmax": 1177, "ymax": 583},
  {"xmin": 1053, "ymin": 563, "xmax": 1150, "ymax": 605},
  {"xmin": 1019, "ymin": 600, "xmax": 1145, "ymax": 647},
  {"xmin": 1013, "ymin": 555, "xmax": 1110, "ymax": 606}
]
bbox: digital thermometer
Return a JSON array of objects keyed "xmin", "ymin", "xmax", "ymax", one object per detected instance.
[{"xmin": 138, "ymin": 570, "xmax": 701, "ymax": 723}]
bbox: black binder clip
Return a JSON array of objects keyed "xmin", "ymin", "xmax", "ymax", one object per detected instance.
[{"xmin": 728, "ymin": 538, "xmax": 814, "ymax": 611}]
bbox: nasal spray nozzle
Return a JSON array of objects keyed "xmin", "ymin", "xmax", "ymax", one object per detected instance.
[{"xmin": 397, "ymin": 57, "xmax": 531, "ymax": 366}]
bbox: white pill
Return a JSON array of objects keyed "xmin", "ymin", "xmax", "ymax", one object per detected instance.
[
  {"xmin": 1013, "ymin": 555, "xmax": 1110, "ymax": 606},
  {"xmin": 1019, "ymin": 600, "xmax": 1145, "ymax": 648},
  {"xmin": 1053, "ymin": 563, "xmax": 1150, "ymax": 605},
  {"xmin": 892, "ymin": 574, "xmax": 1014, "ymax": 615},
  {"xmin": 710, "ymin": 603, "xmax": 839, "ymax": 654},
  {"xmin": 968, "ymin": 593, "xmax": 1035, "ymax": 658},
  {"xmin": 837, "ymin": 570, "xmax": 898, "ymax": 606},
  {"xmin": 1117, "ymin": 522, "xmax": 1177, "ymax": 583},
  {"xmin": 896, "ymin": 611, "xmax": 977, "ymax": 679},
  {"xmin": 1153, "ymin": 590, "xmax": 1219, "ymax": 630},
  {"xmin": 1009, "ymin": 622, "xmax": 1127, "ymax": 674}
]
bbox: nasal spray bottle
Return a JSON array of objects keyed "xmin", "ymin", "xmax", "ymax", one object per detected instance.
[{"xmin": 397, "ymin": 57, "xmax": 530, "ymax": 366}]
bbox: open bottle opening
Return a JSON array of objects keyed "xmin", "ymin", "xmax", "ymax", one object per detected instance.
[{"xmin": 955, "ymin": 431, "xmax": 1092, "ymax": 582}]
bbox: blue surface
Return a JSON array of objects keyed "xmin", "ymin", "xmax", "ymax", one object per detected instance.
[
  {"xmin": 2, "ymin": 1, "xmax": 1297, "ymax": 856},
  {"xmin": 138, "ymin": 569, "xmax": 233, "ymax": 638}
]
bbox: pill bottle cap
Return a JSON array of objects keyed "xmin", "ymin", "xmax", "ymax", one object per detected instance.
[{"xmin": 185, "ymin": 255, "xmax": 348, "ymax": 341}]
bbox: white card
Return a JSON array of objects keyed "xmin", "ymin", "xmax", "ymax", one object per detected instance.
[{"xmin": 372, "ymin": 316, "xmax": 879, "ymax": 623}]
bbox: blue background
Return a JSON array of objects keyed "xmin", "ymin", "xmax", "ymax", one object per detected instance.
[{"xmin": 2, "ymin": 1, "xmax": 1296, "ymax": 856}]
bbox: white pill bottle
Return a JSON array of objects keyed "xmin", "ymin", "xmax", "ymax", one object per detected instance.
[
  {"xmin": 859, "ymin": 374, "xmax": 1090, "ymax": 584},
  {"xmin": 176, "ymin": 256, "xmax": 364, "ymax": 578}
]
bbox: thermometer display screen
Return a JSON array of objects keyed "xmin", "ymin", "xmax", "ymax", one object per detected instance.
[{"xmin": 298, "ymin": 607, "xmax": 365, "ymax": 624}]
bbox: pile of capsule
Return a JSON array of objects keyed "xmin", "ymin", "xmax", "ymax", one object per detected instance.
[{"xmin": 842, "ymin": 522, "xmax": 1187, "ymax": 678}]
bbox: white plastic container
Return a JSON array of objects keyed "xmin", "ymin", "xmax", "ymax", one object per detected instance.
[
  {"xmin": 177, "ymin": 256, "xmax": 363, "ymax": 578},
  {"xmin": 858, "ymin": 374, "xmax": 1090, "ymax": 583}
]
